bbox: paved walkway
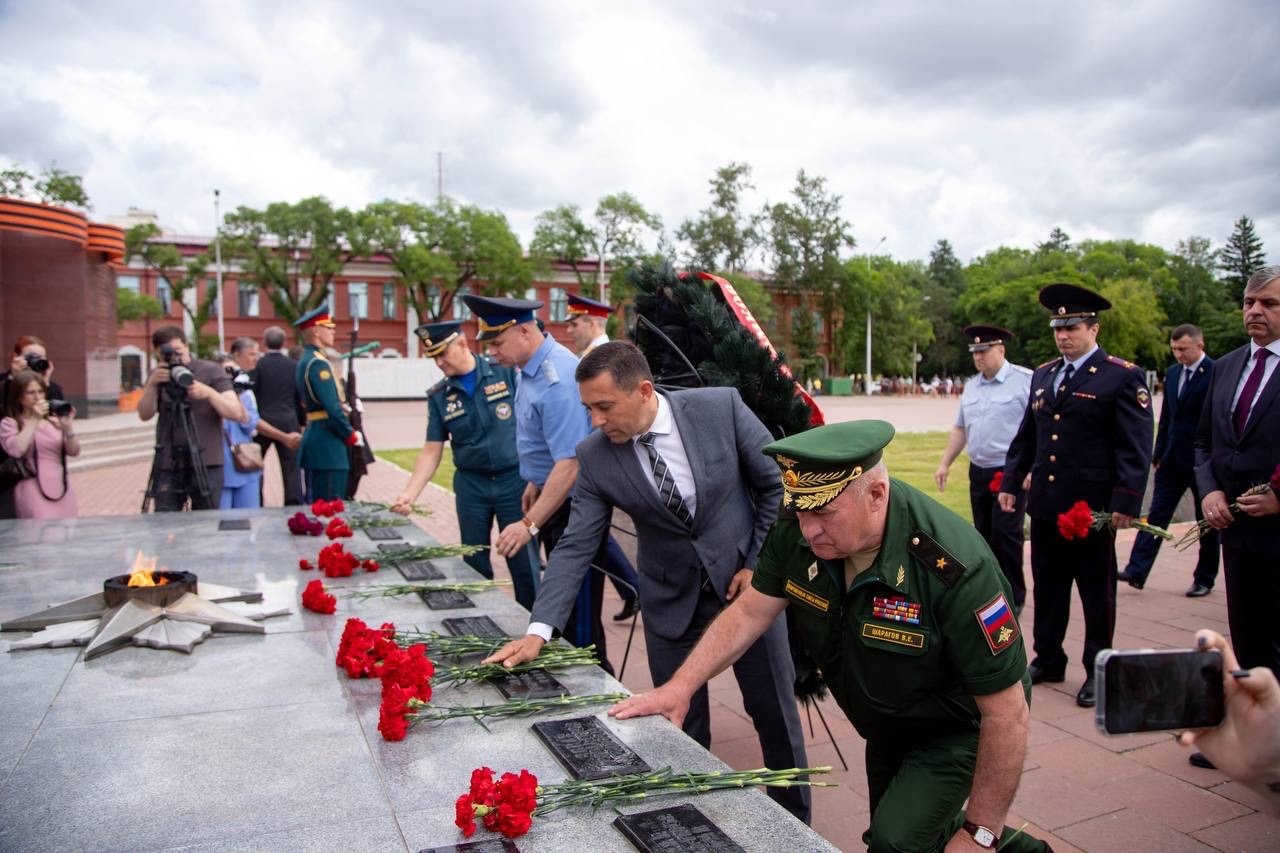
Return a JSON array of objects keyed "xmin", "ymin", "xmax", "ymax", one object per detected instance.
[{"xmin": 62, "ymin": 399, "xmax": 1277, "ymax": 852}]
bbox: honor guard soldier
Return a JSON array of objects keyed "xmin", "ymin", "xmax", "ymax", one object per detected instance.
[
  {"xmin": 935, "ymin": 325, "xmax": 1033, "ymax": 611},
  {"xmin": 1000, "ymin": 283, "xmax": 1153, "ymax": 707},
  {"xmin": 465, "ymin": 294, "xmax": 612, "ymax": 671},
  {"xmin": 390, "ymin": 321, "xmax": 537, "ymax": 610},
  {"xmin": 611, "ymin": 421, "xmax": 1050, "ymax": 852},
  {"xmin": 565, "ymin": 293, "xmax": 613, "ymax": 356},
  {"xmin": 294, "ymin": 306, "xmax": 362, "ymax": 501}
]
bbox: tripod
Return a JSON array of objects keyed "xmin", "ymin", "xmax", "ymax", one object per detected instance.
[{"xmin": 141, "ymin": 386, "xmax": 213, "ymax": 512}]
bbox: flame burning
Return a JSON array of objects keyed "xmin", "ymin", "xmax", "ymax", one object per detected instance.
[{"xmin": 126, "ymin": 552, "xmax": 168, "ymax": 587}]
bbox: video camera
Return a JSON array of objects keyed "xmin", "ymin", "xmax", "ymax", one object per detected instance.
[
  {"xmin": 158, "ymin": 343, "xmax": 195, "ymax": 389},
  {"xmin": 24, "ymin": 353, "xmax": 50, "ymax": 373}
]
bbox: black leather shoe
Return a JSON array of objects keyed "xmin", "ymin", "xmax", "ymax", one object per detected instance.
[
  {"xmin": 1189, "ymin": 752, "xmax": 1216, "ymax": 770},
  {"xmin": 1117, "ymin": 570, "xmax": 1145, "ymax": 590},
  {"xmin": 1028, "ymin": 662, "xmax": 1066, "ymax": 684},
  {"xmin": 1076, "ymin": 678, "xmax": 1096, "ymax": 707},
  {"xmin": 612, "ymin": 598, "xmax": 639, "ymax": 622},
  {"xmin": 1185, "ymin": 584, "xmax": 1212, "ymax": 598}
]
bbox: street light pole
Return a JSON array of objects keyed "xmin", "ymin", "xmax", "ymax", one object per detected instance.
[
  {"xmin": 864, "ymin": 236, "xmax": 886, "ymax": 395},
  {"xmin": 214, "ymin": 189, "xmax": 225, "ymax": 353}
]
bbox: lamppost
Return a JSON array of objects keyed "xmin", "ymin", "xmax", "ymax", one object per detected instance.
[
  {"xmin": 213, "ymin": 189, "xmax": 225, "ymax": 353},
  {"xmin": 864, "ymin": 236, "xmax": 886, "ymax": 395}
]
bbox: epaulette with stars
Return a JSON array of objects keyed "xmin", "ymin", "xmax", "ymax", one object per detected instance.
[
  {"xmin": 1105, "ymin": 355, "xmax": 1142, "ymax": 372},
  {"xmin": 909, "ymin": 530, "xmax": 967, "ymax": 587},
  {"xmin": 426, "ymin": 378, "xmax": 448, "ymax": 396},
  {"xmin": 1036, "ymin": 358, "xmax": 1060, "ymax": 370}
]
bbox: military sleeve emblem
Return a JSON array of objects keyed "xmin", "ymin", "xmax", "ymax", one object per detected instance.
[
  {"xmin": 1136, "ymin": 388, "xmax": 1150, "ymax": 409},
  {"xmin": 319, "ymin": 369, "xmax": 331, "ymax": 380},
  {"xmin": 974, "ymin": 593, "xmax": 1020, "ymax": 654}
]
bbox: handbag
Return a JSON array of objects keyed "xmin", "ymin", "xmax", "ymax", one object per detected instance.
[
  {"xmin": 0, "ymin": 453, "xmax": 35, "ymax": 490},
  {"xmin": 225, "ymin": 430, "xmax": 264, "ymax": 473}
]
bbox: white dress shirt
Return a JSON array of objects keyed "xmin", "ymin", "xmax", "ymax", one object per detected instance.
[{"xmin": 1230, "ymin": 340, "xmax": 1280, "ymax": 419}]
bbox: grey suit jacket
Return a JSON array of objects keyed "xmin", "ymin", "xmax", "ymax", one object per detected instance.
[
  {"xmin": 1195, "ymin": 343, "xmax": 1280, "ymax": 555},
  {"xmin": 529, "ymin": 387, "xmax": 783, "ymax": 640}
]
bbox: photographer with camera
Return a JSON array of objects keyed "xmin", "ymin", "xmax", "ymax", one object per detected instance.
[
  {"xmin": 0, "ymin": 370, "xmax": 80, "ymax": 518},
  {"xmin": 218, "ymin": 339, "xmax": 264, "ymax": 509},
  {"xmin": 137, "ymin": 326, "xmax": 245, "ymax": 511},
  {"xmin": 0, "ymin": 336, "xmax": 66, "ymax": 519}
]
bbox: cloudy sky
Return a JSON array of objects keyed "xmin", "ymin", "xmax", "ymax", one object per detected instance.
[{"xmin": 2, "ymin": 0, "xmax": 1277, "ymax": 265}]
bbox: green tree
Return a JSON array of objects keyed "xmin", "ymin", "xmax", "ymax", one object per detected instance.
[
  {"xmin": 34, "ymin": 165, "xmax": 90, "ymax": 209},
  {"xmin": 219, "ymin": 197, "xmax": 374, "ymax": 328},
  {"xmin": 922, "ymin": 239, "xmax": 968, "ymax": 378},
  {"xmin": 764, "ymin": 170, "xmax": 855, "ymax": 367},
  {"xmin": 123, "ymin": 223, "xmax": 219, "ymax": 356},
  {"xmin": 836, "ymin": 257, "xmax": 933, "ymax": 380},
  {"xmin": 1037, "ymin": 227, "xmax": 1072, "ymax": 254},
  {"xmin": 115, "ymin": 288, "xmax": 164, "ymax": 325},
  {"xmin": 1095, "ymin": 277, "xmax": 1168, "ymax": 365},
  {"xmin": 529, "ymin": 193, "xmax": 661, "ymax": 301},
  {"xmin": 676, "ymin": 162, "xmax": 761, "ymax": 272},
  {"xmin": 0, "ymin": 164, "xmax": 32, "ymax": 197},
  {"xmin": 365, "ymin": 198, "xmax": 530, "ymax": 324},
  {"xmin": 528, "ymin": 204, "xmax": 595, "ymax": 286},
  {"xmin": 1219, "ymin": 214, "xmax": 1267, "ymax": 305},
  {"xmin": 789, "ymin": 304, "xmax": 821, "ymax": 382}
]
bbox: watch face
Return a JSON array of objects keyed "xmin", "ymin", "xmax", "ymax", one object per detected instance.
[{"xmin": 974, "ymin": 827, "xmax": 997, "ymax": 847}]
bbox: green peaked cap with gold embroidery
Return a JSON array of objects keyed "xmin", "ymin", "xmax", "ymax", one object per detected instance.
[{"xmin": 763, "ymin": 420, "xmax": 895, "ymax": 511}]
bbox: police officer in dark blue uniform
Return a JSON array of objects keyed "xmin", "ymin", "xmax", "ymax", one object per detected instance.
[
  {"xmin": 294, "ymin": 306, "xmax": 362, "ymax": 501},
  {"xmin": 391, "ymin": 321, "xmax": 537, "ymax": 610},
  {"xmin": 1000, "ymin": 283, "xmax": 1153, "ymax": 707}
]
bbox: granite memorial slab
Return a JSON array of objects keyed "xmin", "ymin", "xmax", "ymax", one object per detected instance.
[
  {"xmin": 365, "ymin": 526, "xmax": 405, "ymax": 541},
  {"xmin": 398, "ymin": 559, "xmax": 446, "ymax": 581},
  {"xmin": 421, "ymin": 589, "xmax": 476, "ymax": 610},
  {"xmin": 442, "ymin": 615, "xmax": 506, "ymax": 638},
  {"xmin": 612, "ymin": 804, "xmax": 744, "ymax": 853},
  {"xmin": 218, "ymin": 518, "xmax": 252, "ymax": 531},
  {"xmin": 532, "ymin": 716, "xmax": 651, "ymax": 780}
]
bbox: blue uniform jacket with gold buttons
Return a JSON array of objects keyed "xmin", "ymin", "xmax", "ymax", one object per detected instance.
[
  {"xmin": 425, "ymin": 357, "xmax": 519, "ymax": 474},
  {"xmin": 1002, "ymin": 347, "xmax": 1152, "ymax": 519}
]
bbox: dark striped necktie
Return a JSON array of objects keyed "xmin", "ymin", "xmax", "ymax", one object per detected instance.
[
  {"xmin": 637, "ymin": 432, "xmax": 693, "ymax": 526},
  {"xmin": 1056, "ymin": 363, "xmax": 1075, "ymax": 397}
]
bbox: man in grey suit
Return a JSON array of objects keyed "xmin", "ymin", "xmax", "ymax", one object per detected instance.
[{"xmin": 485, "ymin": 341, "xmax": 810, "ymax": 823}]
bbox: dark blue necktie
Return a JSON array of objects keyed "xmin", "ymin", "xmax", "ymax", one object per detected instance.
[{"xmin": 637, "ymin": 432, "xmax": 692, "ymax": 526}]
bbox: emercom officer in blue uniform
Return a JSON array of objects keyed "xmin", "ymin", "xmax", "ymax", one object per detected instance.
[
  {"xmin": 999, "ymin": 284, "xmax": 1153, "ymax": 707},
  {"xmin": 935, "ymin": 325, "xmax": 1033, "ymax": 611},
  {"xmin": 294, "ymin": 306, "xmax": 362, "ymax": 501},
  {"xmin": 391, "ymin": 321, "xmax": 537, "ymax": 610},
  {"xmin": 465, "ymin": 294, "xmax": 612, "ymax": 673}
]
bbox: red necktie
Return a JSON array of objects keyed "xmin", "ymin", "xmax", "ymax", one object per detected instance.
[{"xmin": 1233, "ymin": 349, "xmax": 1271, "ymax": 437}]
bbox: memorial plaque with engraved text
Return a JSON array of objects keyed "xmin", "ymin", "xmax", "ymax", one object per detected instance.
[
  {"xmin": 217, "ymin": 519, "xmax": 251, "ymax": 531},
  {"xmin": 419, "ymin": 839, "xmax": 520, "ymax": 853},
  {"xmin": 442, "ymin": 615, "xmax": 506, "ymax": 638},
  {"xmin": 420, "ymin": 589, "xmax": 475, "ymax": 610},
  {"xmin": 532, "ymin": 716, "xmax": 650, "ymax": 780},
  {"xmin": 363, "ymin": 526, "xmax": 404, "ymax": 541},
  {"xmin": 613, "ymin": 805, "xmax": 744, "ymax": 853},
  {"xmin": 397, "ymin": 560, "xmax": 445, "ymax": 581},
  {"xmin": 494, "ymin": 669, "xmax": 568, "ymax": 700}
]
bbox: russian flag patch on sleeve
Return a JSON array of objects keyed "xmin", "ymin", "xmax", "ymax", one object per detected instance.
[{"xmin": 974, "ymin": 593, "xmax": 1019, "ymax": 655}]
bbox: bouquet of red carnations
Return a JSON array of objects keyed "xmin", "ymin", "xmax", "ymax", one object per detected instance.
[{"xmin": 1056, "ymin": 500, "xmax": 1172, "ymax": 541}]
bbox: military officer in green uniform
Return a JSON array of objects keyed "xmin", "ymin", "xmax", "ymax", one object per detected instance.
[
  {"xmin": 391, "ymin": 321, "xmax": 537, "ymax": 609},
  {"xmin": 294, "ymin": 306, "xmax": 362, "ymax": 501},
  {"xmin": 612, "ymin": 421, "xmax": 1050, "ymax": 853}
]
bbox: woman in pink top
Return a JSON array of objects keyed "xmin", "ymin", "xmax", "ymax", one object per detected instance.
[{"xmin": 0, "ymin": 371, "xmax": 80, "ymax": 518}]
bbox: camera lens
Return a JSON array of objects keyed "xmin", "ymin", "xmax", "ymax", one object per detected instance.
[
  {"xmin": 24, "ymin": 353, "xmax": 50, "ymax": 373},
  {"xmin": 170, "ymin": 364, "xmax": 195, "ymax": 388},
  {"xmin": 49, "ymin": 399, "xmax": 72, "ymax": 417}
]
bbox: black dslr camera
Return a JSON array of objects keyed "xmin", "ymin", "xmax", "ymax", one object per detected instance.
[
  {"xmin": 158, "ymin": 343, "xmax": 195, "ymax": 389},
  {"xmin": 48, "ymin": 399, "xmax": 73, "ymax": 418},
  {"xmin": 225, "ymin": 364, "xmax": 254, "ymax": 391},
  {"xmin": 24, "ymin": 352, "xmax": 50, "ymax": 373}
]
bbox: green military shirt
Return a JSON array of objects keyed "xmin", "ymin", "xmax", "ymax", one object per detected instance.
[{"xmin": 752, "ymin": 478, "xmax": 1029, "ymax": 742}]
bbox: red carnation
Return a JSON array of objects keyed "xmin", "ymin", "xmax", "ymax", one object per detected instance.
[
  {"xmin": 287, "ymin": 512, "xmax": 323, "ymax": 536},
  {"xmin": 298, "ymin": 558, "xmax": 314, "ymax": 571},
  {"xmin": 377, "ymin": 682, "xmax": 417, "ymax": 741},
  {"xmin": 362, "ymin": 559, "xmax": 380, "ymax": 572},
  {"xmin": 454, "ymin": 794, "xmax": 478, "ymax": 838},
  {"xmin": 457, "ymin": 766, "xmax": 538, "ymax": 839},
  {"xmin": 325, "ymin": 518, "xmax": 353, "ymax": 539},
  {"xmin": 1056, "ymin": 500, "xmax": 1096, "ymax": 541},
  {"xmin": 988, "ymin": 471, "xmax": 1004, "ymax": 494},
  {"xmin": 301, "ymin": 579, "xmax": 337, "ymax": 614}
]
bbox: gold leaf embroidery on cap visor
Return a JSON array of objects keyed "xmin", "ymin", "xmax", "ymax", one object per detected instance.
[{"xmin": 782, "ymin": 466, "xmax": 864, "ymax": 510}]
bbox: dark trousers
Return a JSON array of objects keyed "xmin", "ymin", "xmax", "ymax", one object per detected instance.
[
  {"xmin": 647, "ymin": 584, "xmax": 811, "ymax": 824},
  {"xmin": 454, "ymin": 467, "xmax": 537, "ymax": 610},
  {"xmin": 603, "ymin": 535, "xmax": 639, "ymax": 602},
  {"xmin": 1123, "ymin": 461, "xmax": 1219, "ymax": 588},
  {"xmin": 1029, "ymin": 516, "xmax": 1116, "ymax": 677},
  {"xmin": 863, "ymin": 731, "xmax": 1047, "ymax": 852},
  {"xmin": 304, "ymin": 468, "xmax": 347, "ymax": 502},
  {"xmin": 1223, "ymin": 543, "xmax": 1280, "ymax": 679},
  {"xmin": 539, "ymin": 498, "xmax": 612, "ymax": 676},
  {"xmin": 255, "ymin": 434, "xmax": 304, "ymax": 506},
  {"xmin": 153, "ymin": 463, "xmax": 225, "ymax": 511},
  {"xmin": 969, "ymin": 464, "xmax": 1027, "ymax": 607}
]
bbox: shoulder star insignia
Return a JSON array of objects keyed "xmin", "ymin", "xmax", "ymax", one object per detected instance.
[
  {"xmin": 1088, "ymin": 366, "xmax": 1098, "ymax": 373},
  {"xmin": 935, "ymin": 557, "xmax": 948, "ymax": 570}
]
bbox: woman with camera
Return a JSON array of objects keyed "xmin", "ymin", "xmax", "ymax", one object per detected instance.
[
  {"xmin": 0, "ymin": 370, "xmax": 80, "ymax": 518},
  {"xmin": 218, "ymin": 340, "xmax": 263, "ymax": 508},
  {"xmin": 0, "ymin": 336, "xmax": 67, "ymax": 519}
]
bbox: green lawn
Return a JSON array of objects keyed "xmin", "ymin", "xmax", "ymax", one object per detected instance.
[{"xmin": 379, "ymin": 430, "xmax": 973, "ymax": 522}]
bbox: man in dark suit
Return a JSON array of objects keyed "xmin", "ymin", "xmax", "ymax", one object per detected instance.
[
  {"xmin": 1195, "ymin": 266, "xmax": 1280, "ymax": 681},
  {"xmin": 1119, "ymin": 324, "xmax": 1218, "ymax": 595},
  {"xmin": 485, "ymin": 341, "xmax": 810, "ymax": 823},
  {"xmin": 1000, "ymin": 283, "xmax": 1153, "ymax": 708},
  {"xmin": 251, "ymin": 326, "xmax": 305, "ymax": 505}
]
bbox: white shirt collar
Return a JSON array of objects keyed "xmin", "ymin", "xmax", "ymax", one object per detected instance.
[
  {"xmin": 1250, "ymin": 339, "xmax": 1280, "ymax": 359},
  {"xmin": 979, "ymin": 360, "xmax": 1013, "ymax": 385},
  {"xmin": 1065, "ymin": 345, "xmax": 1099, "ymax": 372},
  {"xmin": 1185, "ymin": 353, "xmax": 1206, "ymax": 374},
  {"xmin": 636, "ymin": 393, "xmax": 672, "ymax": 441}
]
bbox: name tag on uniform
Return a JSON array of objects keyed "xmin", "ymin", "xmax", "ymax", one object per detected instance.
[
  {"xmin": 860, "ymin": 622, "xmax": 925, "ymax": 649},
  {"xmin": 784, "ymin": 579, "xmax": 828, "ymax": 614}
]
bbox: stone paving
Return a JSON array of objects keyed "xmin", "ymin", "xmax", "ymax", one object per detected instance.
[{"xmin": 59, "ymin": 398, "xmax": 1279, "ymax": 852}]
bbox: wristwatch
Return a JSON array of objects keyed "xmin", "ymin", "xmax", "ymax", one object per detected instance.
[
  {"xmin": 962, "ymin": 821, "xmax": 997, "ymax": 849},
  {"xmin": 521, "ymin": 516, "xmax": 540, "ymax": 537}
]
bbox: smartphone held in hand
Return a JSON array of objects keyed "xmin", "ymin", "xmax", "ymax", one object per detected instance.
[{"xmin": 1094, "ymin": 648, "xmax": 1225, "ymax": 735}]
